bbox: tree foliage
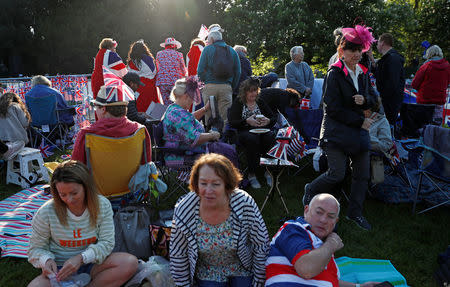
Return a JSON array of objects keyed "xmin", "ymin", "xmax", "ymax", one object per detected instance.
[{"xmin": 0, "ymin": 0, "xmax": 447, "ymax": 76}]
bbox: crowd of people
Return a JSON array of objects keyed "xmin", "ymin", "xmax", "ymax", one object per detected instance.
[{"xmin": 0, "ymin": 21, "xmax": 448, "ymax": 287}]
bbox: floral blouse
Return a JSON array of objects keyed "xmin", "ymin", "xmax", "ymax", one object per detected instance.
[
  {"xmin": 195, "ymin": 215, "xmax": 251, "ymax": 282},
  {"xmin": 162, "ymin": 103, "xmax": 205, "ymax": 165},
  {"xmin": 242, "ymin": 104, "xmax": 262, "ymax": 120}
]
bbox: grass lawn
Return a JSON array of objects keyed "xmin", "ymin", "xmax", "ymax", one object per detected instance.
[{"xmin": 0, "ymin": 155, "xmax": 448, "ymax": 287}]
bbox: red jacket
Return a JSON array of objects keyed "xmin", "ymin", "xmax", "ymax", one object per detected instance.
[{"xmin": 412, "ymin": 58, "xmax": 450, "ymax": 105}]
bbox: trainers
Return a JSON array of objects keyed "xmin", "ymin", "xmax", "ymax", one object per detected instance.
[
  {"xmin": 302, "ymin": 183, "xmax": 312, "ymax": 206},
  {"xmin": 248, "ymin": 176, "xmax": 261, "ymax": 189},
  {"xmin": 346, "ymin": 215, "xmax": 372, "ymax": 231},
  {"xmin": 2, "ymin": 141, "xmax": 25, "ymax": 160},
  {"xmin": 264, "ymin": 171, "xmax": 272, "ymax": 186}
]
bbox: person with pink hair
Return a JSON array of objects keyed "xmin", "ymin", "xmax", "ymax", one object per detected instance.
[{"xmin": 303, "ymin": 25, "xmax": 377, "ymax": 231}]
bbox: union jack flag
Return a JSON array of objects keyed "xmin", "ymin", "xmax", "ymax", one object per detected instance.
[
  {"xmin": 66, "ymin": 76, "xmax": 75, "ymax": 88},
  {"xmin": 56, "ymin": 75, "xmax": 66, "ymax": 88},
  {"xmin": 18, "ymin": 88, "xmax": 27, "ymax": 100},
  {"xmin": 267, "ymin": 126, "xmax": 306, "ymax": 162},
  {"xmin": 300, "ymin": 98, "xmax": 310, "ymax": 110},
  {"xmin": 76, "ymin": 105, "xmax": 84, "ymax": 115},
  {"xmin": 102, "ymin": 66, "xmax": 135, "ymax": 103},
  {"xmin": 74, "ymin": 89, "xmax": 84, "ymax": 101},
  {"xmin": 77, "ymin": 77, "xmax": 88, "ymax": 87},
  {"xmin": 38, "ymin": 139, "xmax": 54, "ymax": 158},
  {"xmin": 104, "ymin": 50, "xmax": 128, "ymax": 78},
  {"xmin": 388, "ymin": 142, "xmax": 401, "ymax": 166},
  {"xmin": 61, "ymin": 154, "xmax": 71, "ymax": 160}
]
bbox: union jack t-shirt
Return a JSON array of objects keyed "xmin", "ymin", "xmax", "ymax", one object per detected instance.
[{"xmin": 265, "ymin": 217, "xmax": 339, "ymax": 287}]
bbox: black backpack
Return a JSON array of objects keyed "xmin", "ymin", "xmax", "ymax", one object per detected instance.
[{"xmin": 212, "ymin": 44, "xmax": 233, "ymax": 80}]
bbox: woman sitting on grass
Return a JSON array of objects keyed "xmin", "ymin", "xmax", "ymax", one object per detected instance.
[{"xmin": 27, "ymin": 160, "xmax": 138, "ymax": 287}]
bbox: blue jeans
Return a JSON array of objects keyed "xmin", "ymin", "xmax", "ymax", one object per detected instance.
[{"xmin": 196, "ymin": 276, "xmax": 252, "ymax": 287}]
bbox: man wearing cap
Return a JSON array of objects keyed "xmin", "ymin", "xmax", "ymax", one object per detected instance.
[
  {"xmin": 71, "ymin": 85, "xmax": 152, "ymax": 165},
  {"xmin": 265, "ymin": 193, "xmax": 379, "ymax": 287},
  {"xmin": 197, "ymin": 30, "xmax": 241, "ymax": 131},
  {"xmin": 370, "ymin": 33, "xmax": 405, "ymax": 125}
]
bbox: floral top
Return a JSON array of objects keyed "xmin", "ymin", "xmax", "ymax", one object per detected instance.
[
  {"xmin": 195, "ymin": 216, "xmax": 251, "ymax": 282},
  {"xmin": 242, "ymin": 104, "xmax": 262, "ymax": 120},
  {"xmin": 155, "ymin": 48, "xmax": 186, "ymax": 87},
  {"xmin": 162, "ymin": 103, "xmax": 205, "ymax": 165}
]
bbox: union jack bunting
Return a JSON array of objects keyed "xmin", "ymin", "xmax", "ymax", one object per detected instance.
[{"xmin": 102, "ymin": 66, "xmax": 135, "ymax": 102}]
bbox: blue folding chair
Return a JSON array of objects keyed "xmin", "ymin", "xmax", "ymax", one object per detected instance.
[
  {"xmin": 25, "ymin": 95, "xmax": 69, "ymax": 151},
  {"xmin": 285, "ymin": 107, "xmax": 323, "ymax": 148},
  {"xmin": 412, "ymin": 125, "xmax": 450, "ymax": 214}
]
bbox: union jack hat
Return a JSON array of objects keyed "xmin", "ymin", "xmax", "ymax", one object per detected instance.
[
  {"xmin": 160, "ymin": 37, "xmax": 182, "ymax": 49},
  {"xmin": 92, "ymin": 66, "xmax": 135, "ymax": 106},
  {"xmin": 93, "ymin": 84, "xmax": 134, "ymax": 106}
]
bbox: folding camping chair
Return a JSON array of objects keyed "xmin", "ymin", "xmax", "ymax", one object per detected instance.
[
  {"xmin": 399, "ymin": 103, "xmax": 435, "ymax": 138},
  {"xmin": 285, "ymin": 107, "xmax": 324, "ymax": 175},
  {"xmin": 85, "ymin": 127, "xmax": 146, "ymax": 198},
  {"xmin": 412, "ymin": 125, "xmax": 450, "ymax": 214},
  {"xmin": 26, "ymin": 95, "xmax": 73, "ymax": 151},
  {"xmin": 149, "ymin": 122, "xmax": 203, "ymax": 200}
]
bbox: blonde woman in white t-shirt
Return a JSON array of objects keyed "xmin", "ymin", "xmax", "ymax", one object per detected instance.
[{"xmin": 27, "ymin": 160, "xmax": 138, "ymax": 287}]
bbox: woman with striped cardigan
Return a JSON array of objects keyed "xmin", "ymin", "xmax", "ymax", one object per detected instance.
[{"xmin": 170, "ymin": 153, "xmax": 269, "ymax": 287}]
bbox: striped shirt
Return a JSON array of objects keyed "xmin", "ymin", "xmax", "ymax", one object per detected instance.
[
  {"xmin": 170, "ymin": 189, "xmax": 269, "ymax": 287},
  {"xmin": 28, "ymin": 195, "xmax": 115, "ymax": 268},
  {"xmin": 265, "ymin": 217, "xmax": 339, "ymax": 287}
]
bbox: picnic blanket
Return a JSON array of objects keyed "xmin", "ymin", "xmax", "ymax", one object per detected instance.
[
  {"xmin": 336, "ymin": 257, "xmax": 408, "ymax": 286},
  {"xmin": 0, "ymin": 185, "xmax": 52, "ymax": 258}
]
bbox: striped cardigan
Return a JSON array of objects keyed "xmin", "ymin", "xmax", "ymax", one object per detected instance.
[{"xmin": 170, "ymin": 189, "xmax": 269, "ymax": 287}]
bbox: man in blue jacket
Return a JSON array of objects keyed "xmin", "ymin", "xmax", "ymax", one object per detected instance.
[
  {"xmin": 197, "ymin": 30, "xmax": 241, "ymax": 131},
  {"xmin": 26, "ymin": 75, "xmax": 74, "ymax": 125}
]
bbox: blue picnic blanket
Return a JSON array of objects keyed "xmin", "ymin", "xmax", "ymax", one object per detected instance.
[{"xmin": 336, "ymin": 257, "xmax": 408, "ymax": 286}]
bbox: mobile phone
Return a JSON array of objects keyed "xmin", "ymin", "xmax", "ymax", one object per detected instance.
[{"xmin": 374, "ymin": 281, "xmax": 394, "ymax": 287}]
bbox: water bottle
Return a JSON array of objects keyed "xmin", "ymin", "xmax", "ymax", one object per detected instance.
[{"xmin": 49, "ymin": 274, "xmax": 61, "ymax": 287}]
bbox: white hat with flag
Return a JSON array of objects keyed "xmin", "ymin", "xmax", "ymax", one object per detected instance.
[{"xmin": 92, "ymin": 66, "xmax": 135, "ymax": 106}]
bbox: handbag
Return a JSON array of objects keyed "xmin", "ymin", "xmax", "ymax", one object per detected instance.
[
  {"xmin": 149, "ymin": 224, "xmax": 172, "ymax": 259},
  {"xmin": 113, "ymin": 205, "xmax": 152, "ymax": 259},
  {"xmin": 370, "ymin": 155, "xmax": 385, "ymax": 184}
]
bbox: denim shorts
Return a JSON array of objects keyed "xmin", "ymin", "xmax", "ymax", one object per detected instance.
[{"xmin": 195, "ymin": 276, "xmax": 252, "ymax": 287}]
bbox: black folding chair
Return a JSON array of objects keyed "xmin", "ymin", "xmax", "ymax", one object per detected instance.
[{"xmin": 412, "ymin": 125, "xmax": 450, "ymax": 214}]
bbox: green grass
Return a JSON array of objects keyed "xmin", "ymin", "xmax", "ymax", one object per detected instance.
[{"xmin": 0, "ymin": 156, "xmax": 449, "ymax": 287}]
